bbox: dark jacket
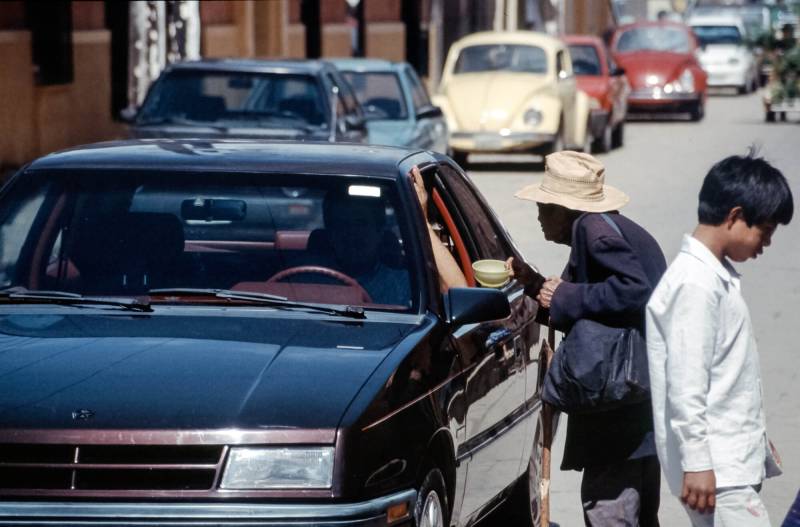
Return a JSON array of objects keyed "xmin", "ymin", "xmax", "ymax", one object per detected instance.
[{"xmin": 550, "ymin": 212, "xmax": 666, "ymax": 471}]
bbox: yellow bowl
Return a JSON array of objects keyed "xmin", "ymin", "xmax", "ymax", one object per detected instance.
[{"xmin": 472, "ymin": 259, "xmax": 510, "ymax": 288}]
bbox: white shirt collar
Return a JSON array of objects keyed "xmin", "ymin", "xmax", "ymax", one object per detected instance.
[{"xmin": 681, "ymin": 234, "xmax": 741, "ymax": 285}]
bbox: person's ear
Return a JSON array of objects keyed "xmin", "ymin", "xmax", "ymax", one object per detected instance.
[{"xmin": 725, "ymin": 206, "xmax": 744, "ymax": 230}]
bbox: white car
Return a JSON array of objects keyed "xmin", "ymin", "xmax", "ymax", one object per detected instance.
[{"xmin": 688, "ymin": 13, "xmax": 759, "ymax": 93}]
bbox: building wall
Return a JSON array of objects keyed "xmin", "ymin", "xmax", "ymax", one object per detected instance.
[{"xmin": 0, "ymin": 2, "xmax": 123, "ymax": 170}]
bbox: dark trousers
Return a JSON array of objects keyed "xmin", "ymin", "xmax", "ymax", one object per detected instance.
[{"xmin": 580, "ymin": 455, "xmax": 661, "ymax": 527}]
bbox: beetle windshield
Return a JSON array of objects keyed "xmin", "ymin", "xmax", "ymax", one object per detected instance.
[
  {"xmin": 567, "ymin": 45, "xmax": 602, "ymax": 75},
  {"xmin": 137, "ymin": 70, "xmax": 329, "ymax": 129},
  {"xmin": 341, "ymin": 71, "xmax": 408, "ymax": 120},
  {"xmin": 691, "ymin": 25, "xmax": 743, "ymax": 46},
  {"xmin": 615, "ymin": 27, "xmax": 691, "ymax": 53},
  {"xmin": 454, "ymin": 44, "xmax": 548, "ymax": 74},
  {"xmin": 0, "ymin": 170, "xmax": 417, "ymax": 311}
]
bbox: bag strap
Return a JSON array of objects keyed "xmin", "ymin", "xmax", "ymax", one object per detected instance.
[{"xmin": 600, "ymin": 213, "xmax": 623, "ymax": 237}]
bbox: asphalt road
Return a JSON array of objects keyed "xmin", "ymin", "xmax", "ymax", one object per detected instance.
[{"xmin": 468, "ymin": 90, "xmax": 800, "ymax": 526}]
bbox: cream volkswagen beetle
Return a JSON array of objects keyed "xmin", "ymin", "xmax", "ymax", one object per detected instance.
[{"xmin": 433, "ymin": 31, "xmax": 594, "ymax": 166}]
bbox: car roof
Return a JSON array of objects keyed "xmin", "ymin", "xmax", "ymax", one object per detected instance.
[
  {"xmin": 452, "ymin": 30, "xmax": 564, "ymax": 50},
  {"xmin": 563, "ymin": 34, "xmax": 604, "ymax": 47},
  {"xmin": 326, "ymin": 58, "xmax": 404, "ymax": 72},
  {"xmin": 616, "ymin": 20, "xmax": 692, "ymax": 32},
  {"xmin": 165, "ymin": 59, "xmax": 333, "ymax": 75},
  {"xmin": 25, "ymin": 140, "xmax": 427, "ymax": 178}
]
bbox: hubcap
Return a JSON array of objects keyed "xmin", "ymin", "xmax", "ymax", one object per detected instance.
[{"xmin": 420, "ymin": 490, "xmax": 444, "ymax": 527}]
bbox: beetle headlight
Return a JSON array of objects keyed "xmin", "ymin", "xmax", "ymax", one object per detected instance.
[
  {"xmin": 523, "ymin": 108, "xmax": 543, "ymax": 126},
  {"xmin": 220, "ymin": 447, "xmax": 334, "ymax": 489},
  {"xmin": 678, "ymin": 69, "xmax": 695, "ymax": 92}
]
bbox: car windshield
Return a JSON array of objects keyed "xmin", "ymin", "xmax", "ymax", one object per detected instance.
[
  {"xmin": 0, "ymin": 170, "xmax": 417, "ymax": 311},
  {"xmin": 454, "ymin": 44, "xmax": 548, "ymax": 74},
  {"xmin": 341, "ymin": 71, "xmax": 408, "ymax": 120},
  {"xmin": 615, "ymin": 27, "xmax": 691, "ymax": 53},
  {"xmin": 137, "ymin": 70, "xmax": 329, "ymax": 129},
  {"xmin": 567, "ymin": 44, "xmax": 602, "ymax": 75},
  {"xmin": 692, "ymin": 25, "xmax": 743, "ymax": 46}
]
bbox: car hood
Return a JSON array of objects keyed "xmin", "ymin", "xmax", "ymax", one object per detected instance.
[
  {"xmin": 0, "ymin": 312, "xmax": 416, "ymax": 431},
  {"xmin": 576, "ymin": 76, "xmax": 609, "ymax": 105},
  {"xmin": 131, "ymin": 124, "xmax": 330, "ymax": 141},
  {"xmin": 696, "ymin": 44, "xmax": 747, "ymax": 65},
  {"xmin": 443, "ymin": 73, "xmax": 552, "ymax": 130},
  {"xmin": 614, "ymin": 51, "xmax": 693, "ymax": 87}
]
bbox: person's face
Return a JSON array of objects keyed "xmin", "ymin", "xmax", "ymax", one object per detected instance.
[
  {"xmin": 327, "ymin": 199, "xmax": 383, "ymax": 272},
  {"xmin": 537, "ymin": 203, "xmax": 575, "ymax": 244},
  {"xmin": 727, "ymin": 214, "xmax": 777, "ymax": 262}
]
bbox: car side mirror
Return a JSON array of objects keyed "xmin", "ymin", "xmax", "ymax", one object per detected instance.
[
  {"xmin": 416, "ymin": 105, "xmax": 444, "ymax": 120},
  {"xmin": 444, "ymin": 287, "xmax": 510, "ymax": 327},
  {"xmin": 119, "ymin": 106, "xmax": 138, "ymax": 123},
  {"xmin": 611, "ymin": 66, "xmax": 626, "ymax": 76}
]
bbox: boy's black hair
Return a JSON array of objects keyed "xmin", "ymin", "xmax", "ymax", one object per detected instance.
[{"xmin": 698, "ymin": 149, "xmax": 794, "ymax": 227}]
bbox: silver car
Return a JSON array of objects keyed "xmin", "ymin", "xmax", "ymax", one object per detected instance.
[{"xmin": 330, "ymin": 59, "xmax": 449, "ymax": 154}]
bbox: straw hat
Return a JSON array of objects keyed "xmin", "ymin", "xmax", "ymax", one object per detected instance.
[{"xmin": 515, "ymin": 151, "xmax": 629, "ymax": 212}]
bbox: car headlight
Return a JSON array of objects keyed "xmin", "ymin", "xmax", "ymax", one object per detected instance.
[
  {"xmin": 220, "ymin": 447, "xmax": 334, "ymax": 489},
  {"xmin": 728, "ymin": 57, "xmax": 740, "ymax": 65},
  {"xmin": 678, "ymin": 69, "xmax": 695, "ymax": 92},
  {"xmin": 523, "ymin": 108, "xmax": 543, "ymax": 126}
]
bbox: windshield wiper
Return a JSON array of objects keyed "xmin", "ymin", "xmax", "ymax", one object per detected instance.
[
  {"xmin": 0, "ymin": 288, "xmax": 152, "ymax": 312},
  {"xmin": 148, "ymin": 288, "xmax": 366, "ymax": 319}
]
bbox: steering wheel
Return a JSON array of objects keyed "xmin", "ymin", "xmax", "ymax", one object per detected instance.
[{"xmin": 267, "ymin": 265, "xmax": 372, "ymax": 303}]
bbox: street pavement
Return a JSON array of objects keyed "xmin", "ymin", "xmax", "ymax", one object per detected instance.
[{"xmin": 468, "ymin": 89, "xmax": 800, "ymax": 526}]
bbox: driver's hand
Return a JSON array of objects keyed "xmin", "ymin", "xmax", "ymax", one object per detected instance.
[{"xmin": 409, "ymin": 166, "xmax": 428, "ymax": 221}]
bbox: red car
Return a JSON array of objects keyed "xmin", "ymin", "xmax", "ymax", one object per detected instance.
[
  {"xmin": 564, "ymin": 34, "xmax": 629, "ymax": 152},
  {"xmin": 611, "ymin": 21, "xmax": 708, "ymax": 121}
]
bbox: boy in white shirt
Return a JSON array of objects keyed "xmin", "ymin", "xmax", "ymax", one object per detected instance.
[{"xmin": 646, "ymin": 152, "xmax": 793, "ymax": 526}]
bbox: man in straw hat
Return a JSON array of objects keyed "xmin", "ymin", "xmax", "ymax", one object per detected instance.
[{"xmin": 507, "ymin": 150, "xmax": 666, "ymax": 526}]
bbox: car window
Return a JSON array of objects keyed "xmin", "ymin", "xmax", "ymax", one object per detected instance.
[
  {"xmin": 137, "ymin": 70, "xmax": 328, "ymax": 127},
  {"xmin": 615, "ymin": 27, "xmax": 691, "ymax": 53},
  {"xmin": 406, "ymin": 67, "xmax": 432, "ymax": 111},
  {"xmin": 436, "ymin": 165, "xmax": 509, "ymax": 261},
  {"xmin": 568, "ymin": 44, "xmax": 602, "ymax": 76},
  {"xmin": 341, "ymin": 71, "xmax": 408, "ymax": 120},
  {"xmin": 691, "ymin": 25, "xmax": 743, "ymax": 46},
  {"xmin": 454, "ymin": 44, "xmax": 548, "ymax": 74},
  {"xmin": 1, "ymin": 171, "xmax": 417, "ymax": 311},
  {"xmin": 326, "ymin": 72, "xmax": 361, "ymax": 117}
]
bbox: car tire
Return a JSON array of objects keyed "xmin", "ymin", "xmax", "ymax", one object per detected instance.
[
  {"xmin": 611, "ymin": 122, "xmax": 624, "ymax": 149},
  {"xmin": 689, "ymin": 100, "xmax": 704, "ymax": 122},
  {"xmin": 766, "ymin": 110, "xmax": 776, "ymax": 122},
  {"xmin": 414, "ymin": 468, "xmax": 449, "ymax": 527},
  {"xmin": 452, "ymin": 151, "xmax": 468, "ymax": 170},
  {"xmin": 496, "ymin": 415, "xmax": 545, "ymax": 526},
  {"xmin": 738, "ymin": 84, "xmax": 747, "ymax": 95},
  {"xmin": 594, "ymin": 122, "xmax": 613, "ymax": 153}
]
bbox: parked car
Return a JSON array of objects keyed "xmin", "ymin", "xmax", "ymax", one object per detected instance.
[
  {"xmin": 611, "ymin": 21, "xmax": 708, "ymax": 120},
  {"xmin": 564, "ymin": 34, "xmax": 630, "ymax": 152},
  {"xmin": 688, "ymin": 12, "xmax": 759, "ymax": 93},
  {"xmin": 432, "ymin": 30, "xmax": 593, "ymax": 166},
  {"xmin": 125, "ymin": 59, "xmax": 367, "ymax": 143},
  {"xmin": 329, "ymin": 58, "xmax": 449, "ymax": 154},
  {"xmin": 0, "ymin": 139, "xmax": 551, "ymax": 527}
]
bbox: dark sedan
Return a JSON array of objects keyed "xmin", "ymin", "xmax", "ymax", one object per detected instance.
[
  {"xmin": 0, "ymin": 140, "xmax": 549, "ymax": 527},
  {"xmin": 126, "ymin": 60, "xmax": 368, "ymax": 143}
]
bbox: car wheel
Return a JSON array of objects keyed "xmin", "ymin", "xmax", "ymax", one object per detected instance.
[
  {"xmin": 414, "ymin": 468, "xmax": 449, "ymax": 527},
  {"xmin": 738, "ymin": 84, "xmax": 747, "ymax": 95},
  {"xmin": 497, "ymin": 415, "xmax": 544, "ymax": 526},
  {"xmin": 611, "ymin": 122, "xmax": 624, "ymax": 149},
  {"xmin": 594, "ymin": 122, "xmax": 613, "ymax": 153},
  {"xmin": 766, "ymin": 110, "xmax": 776, "ymax": 122},
  {"xmin": 452, "ymin": 150, "xmax": 468, "ymax": 169},
  {"xmin": 689, "ymin": 100, "xmax": 704, "ymax": 122}
]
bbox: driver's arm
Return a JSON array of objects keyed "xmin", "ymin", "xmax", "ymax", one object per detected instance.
[{"xmin": 409, "ymin": 167, "xmax": 468, "ymax": 293}]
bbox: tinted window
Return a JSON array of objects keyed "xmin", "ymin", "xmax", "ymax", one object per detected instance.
[
  {"xmin": 341, "ymin": 71, "xmax": 408, "ymax": 120},
  {"xmin": 615, "ymin": 27, "xmax": 691, "ymax": 53},
  {"xmin": 454, "ymin": 44, "xmax": 548, "ymax": 74},
  {"xmin": 691, "ymin": 25, "xmax": 743, "ymax": 46},
  {"xmin": 0, "ymin": 171, "xmax": 416, "ymax": 310},
  {"xmin": 406, "ymin": 67, "xmax": 432, "ymax": 111},
  {"xmin": 568, "ymin": 44, "xmax": 602, "ymax": 75},
  {"xmin": 138, "ymin": 70, "xmax": 328, "ymax": 127}
]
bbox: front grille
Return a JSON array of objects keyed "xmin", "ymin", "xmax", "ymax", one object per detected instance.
[{"xmin": 0, "ymin": 444, "xmax": 223, "ymax": 492}]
